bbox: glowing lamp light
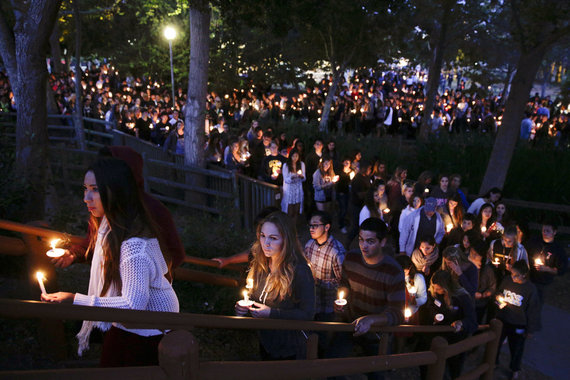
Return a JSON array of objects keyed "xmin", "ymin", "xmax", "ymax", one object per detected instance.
[{"xmin": 163, "ymin": 26, "xmax": 177, "ymax": 41}]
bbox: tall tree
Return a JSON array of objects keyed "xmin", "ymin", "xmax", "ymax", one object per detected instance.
[
  {"xmin": 185, "ymin": 0, "xmax": 210, "ymax": 167},
  {"xmin": 479, "ymin": 0, "xmax": 570, "ymax": 193},
  {"xmin": 0, "ymin": 0, "xmax": 62, "ymax": 220}
]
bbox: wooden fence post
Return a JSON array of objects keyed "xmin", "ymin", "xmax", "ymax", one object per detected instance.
[
  {"xmin": 159, "ymin": 330, "xmax": 200, "ymax": 380},
  {"xmin": 425, "ymin": 336, "xmax": 448, "ymax": 380},
  {"xmin": 482, "ymin": 319, "xmax": 503, "ymax": 380},
  {"xmin": 306, "ymin": 333, "xmax": 319, "ymax": 360}
]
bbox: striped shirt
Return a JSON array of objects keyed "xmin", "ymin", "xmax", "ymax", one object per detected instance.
[
  {"xmin": 304, "ymin": 235, "xmax": 346, "ymax": 314},
  {"xmin": 341, "ymin": 250, "xmax": 405, "ymax": 325}
]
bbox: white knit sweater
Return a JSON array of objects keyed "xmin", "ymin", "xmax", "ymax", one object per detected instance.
[{"xmin": 74, "ymin": 237, "xmax": 179, "ymax": 337}]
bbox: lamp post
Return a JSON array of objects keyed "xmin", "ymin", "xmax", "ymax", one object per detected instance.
[{"xmin": 164, "ymin": 26, "xmax": 177, "ymax": 110}]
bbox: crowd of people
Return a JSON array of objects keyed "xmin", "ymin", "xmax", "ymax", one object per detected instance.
[
  {"xmin": 38, "ymin": 143, "xmax": 567, "ymax": 380},
  {"xmin": 4, "ymin": 60, "xmax": 564, "ymax": 378},
  {"xmin": 1, "ymin": 61, "xmax": 568, "ymax": 151}
]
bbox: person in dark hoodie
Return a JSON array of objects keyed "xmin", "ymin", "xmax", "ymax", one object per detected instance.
[
  {"xmin": 51, "ymin": 146, "xmax": 185, "ymax": 276},
  {"xmin": 495, "ymin": 260, "xmax": 541, "ymax": 380}
]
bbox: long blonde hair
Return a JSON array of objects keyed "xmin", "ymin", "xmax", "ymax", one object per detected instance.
[
  {"xmin": 429, "ymin": 270, "xmax": 468, "ymax": 308},
  {"xmin": 247, "ymin": 211, "xmax": 308, "ymax": 302}
]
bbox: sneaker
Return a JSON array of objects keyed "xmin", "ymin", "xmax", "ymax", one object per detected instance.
[{"xmin": 340, "ymin": 227, "xmax": 348, "ymax": 234}]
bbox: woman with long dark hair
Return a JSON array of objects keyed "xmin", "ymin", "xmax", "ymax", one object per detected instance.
[
  {"xmin": 313, "ymin": 156, "xmax": 336, "ymax": 212},
  {"xmin": 41, "ymin": 158, "xmax": 179, "ymax": 367},
  {"xmin": 359, "ymin": 179, "xmax": 388, "ymax": 225},
  {"xmin": 235, "ymin": 211, "xmax": 315, "ymax": 360}
]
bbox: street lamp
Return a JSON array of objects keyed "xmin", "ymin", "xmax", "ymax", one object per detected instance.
[{"xmin": 164, "ymin": 26, "xmax": 177, "ymax": 110}]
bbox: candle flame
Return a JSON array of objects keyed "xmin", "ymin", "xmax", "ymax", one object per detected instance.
[
  {"xmin": 404, "ymin": 308, "xmax": 412, "ymax": 319},
  {"xmin": 50, "ymin": 238, "xmax": 61, "ymax": 250},
  {"xmin": 36, "ymin": 271, "xmax": 45, "ymax": 281},
  {"xmin": 481, "ymin": 226, "xmax": 487, "ymax": 233},
  {"xmin": 446, "ymin": 224, "xmax": 453, "ymax": 232},
  {"xmin": 383, "ymin": 208, "xmax": 390, "ymax": 214},
  {"xmin": 338, "ymin": 290, "xmax": 345, "ymax": 300},
  {"xmin": 535, "ymin": 258, "xmax": 543, "ymax": 266}
]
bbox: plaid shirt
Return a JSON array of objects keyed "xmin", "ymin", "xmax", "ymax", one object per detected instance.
[{"xmin": 304, "ymin": 235, "xmax": 346, "ymax": 314}]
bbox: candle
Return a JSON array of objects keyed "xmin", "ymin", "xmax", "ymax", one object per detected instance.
[
  {"xmin": 534, "ymin": 258, "xmax": 543, "ymax": 266},
  {"xmin": 383, "ymin": 208, "xmax": 390, "ymax": 214},
  {"xmin": 446, "ymin": 223, "xmax": 453, "ymax": 233},
  {"xmin": 46, "ymin": 238, "xmax": 65, "ymax": 258},
  {"xmin": 481, "ymin": 226, "xmax": 487, "ymax": 233},
  {"xmin": 408, "ymin": 286, "xmax": 417, "ymax": 296},
  {"xmin": 349, "ymin": 171, "xmax": 356, "ymax": 180},
  {"xmin": 246, "ymin": 278, "xmax": 254, "ymax": 289},
  {"xmin": 332, "ymin": 175, "xmax": 339, "ymax": 183},
  {"xmin": 492, "ymin": 257, "xmax": 500, "ymax": 266},
  {"xmin": 404, "ymin": 308, "xmax": 412, "ymax": 322},
  {"xmin": 496, "ymin": 295, "xmax": 507, "ymax": 309},
  {"xmin": 36, "ymin": 271, "xmax": 47, "ymax": 295},
  {"xmin": 297, "ymin": 170, "xmax": 302, "ymax": 175},
  {"xmin": 424, "ymin": 188, "xmax": 429, "ymax": 193},
  {"xmin": 238, "ymin": 289, "xmax": 254, "ymax": 307},
  {"xmin": 335, "ymin": 290, "xmax": 347, "ymax": 306},
  {"xmin": 435, "ymin": 313, "xmax": 444, "ymax": 322}
]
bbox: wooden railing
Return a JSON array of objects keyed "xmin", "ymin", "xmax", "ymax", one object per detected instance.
[{"xmin": 0, "ymin": 298, "xmax": 503, "ymax": 380}]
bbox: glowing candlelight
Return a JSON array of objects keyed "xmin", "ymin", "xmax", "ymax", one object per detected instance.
[
  {"xmin": 46, "ymin": 239, "xmax": 65, "ymax": 258},
  {"xmin": 492, "ymin": 257, "xmax": 500, "ymax": 266},
  {"xmin": 332, "ymin": 175, "xmax": 339, "ymax": 183},
  {"xmin": 383, "ymin": 208, "xmax": 390, "ymax": 214},
  {"xmin": 435, "ymin": 313, "xmax": 444, "ymax": 322},
  {"xmin": 534, "ymin": 258, "xmax": 543, "ymax": 266},
  {"xmin": 297, "ymin": 170, "xmax": 302, "ymax": 175},
  {"xmin": 36, "ymin": 271, "xmax": 47, "ymax": 295},
  {"xmin": 404, "ymin": 308, "xmax": 412, "ymax": 322},
  {"xmin": 446, "ymin": 223, "xmax": 453, "ymax": 233},
  {"xmin": 408, "ymin": 286, "xmax": 417, "ymax": 296},
  {"xmin": 424, "ymin": 188, "xmax": 429, "ymax": 193},
  {"xmin": 349, "ymin": 171, "xmax": 356, "ymax": 180},
  {"xmin": 335, "ymin": 290, "xmax": 347, "ymax": 306},
  {"xmin": 496, "ymin": 295, "xmax": 507, "ymax": 309},
  {"xmin": 481, "ymin": 226, "xmax": 487, "ymax": 233},
  {"xmin": 238, "ymin": 289, "xmax": 254, "ymax": 307}
]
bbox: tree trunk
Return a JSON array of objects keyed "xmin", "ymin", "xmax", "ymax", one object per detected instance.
[
  {"xmin": 0, "ymin": 12, "xmax": 18, "ymax": 105},
  {"xmin": 319, "ymin": 66, "xmax": 343, "ymax": 132},
  {"xmin": 419, "ymin": 1, "xmax": 453, "ymax": 140},
  {"xmin": 478, "ymin": 45, "xmax": 548, "ymax": 194},
  {"xmin": 49, "ymin": 23, "xmax": 63, "ymax": 74},
  {"xmin": 13, "ymin": 0, "xmax": 62, "ymax": 221},
  {"xmin": 500, "ymin": 64, "xmax": 515, "ymax": 105},
  {"xmin": 185, "ymin": 0, "xmax": 210, "ymax": 167},
  {"xmin": 73, "ymin": 0, "xmax": 86, "ymax": 150}
]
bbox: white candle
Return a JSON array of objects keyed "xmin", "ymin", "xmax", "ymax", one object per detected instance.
[
  {"xmin": 349, "ymin": 171, "xmax": 356, "ymax": 180},
  {"xmin": 424, "ymin": 188, "xmax": 429, "ymax": 193},
  {"xmin": 332, "ymin": 175, "xmax": 339, "ymax": 183},
  {"xmin": 408, "ymin": 286, "xmax": 417, "ymax": 296},
  {"xmin": 435, "ymin": 313, "xmax": 444, "ymax": 322},
  {"xmin": 46, "ymin": 238, "xmax": 65, "ymax": 258},
  {"xmin": 335, "ymin": 290, "xmax": 347, "ymax": 306},
  {"xmin": 404, "ymin": 308, "xmax": 412, "ymax": 322},
  {"xmin": 481, "ymin": 226, "xmax": 487, "ymax": 233},
  {"xmin": 492, "ymin": 258, "xmax": 500, "ymax": 266},
  {"xmin": 534, "ymin": 258, "xmax": 543, "ymax": 266},
  {"xmin": 36, "ymin": 271, "xmax": 47, "ymax": 295},
  {"xmin": 446, "ymin": 223, "xmax": 453, "ymax": 233},
  {"xmin": 297, "ymin": 170, "xmax": 302, "ymax": 175},
  {"xmin": 238, "ymin": 289, "xmax": 253, "ymax": 307},
  {"xmin": 383, "ymin": 208, "xmax": 390, "ymax": 214}
]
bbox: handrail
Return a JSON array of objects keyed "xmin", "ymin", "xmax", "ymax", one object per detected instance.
[
  {"xmin": 0, "ymin": 220, "xmax": 85, "ymax": 245},
  {"xmin": 0, "ymin": 298, "xmax": 455, "ymax": 334}
]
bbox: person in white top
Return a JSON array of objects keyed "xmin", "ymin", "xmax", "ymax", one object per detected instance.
[{"xmin": 41, "ymin": 158, "xmax": 179, "ymax": 367}]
